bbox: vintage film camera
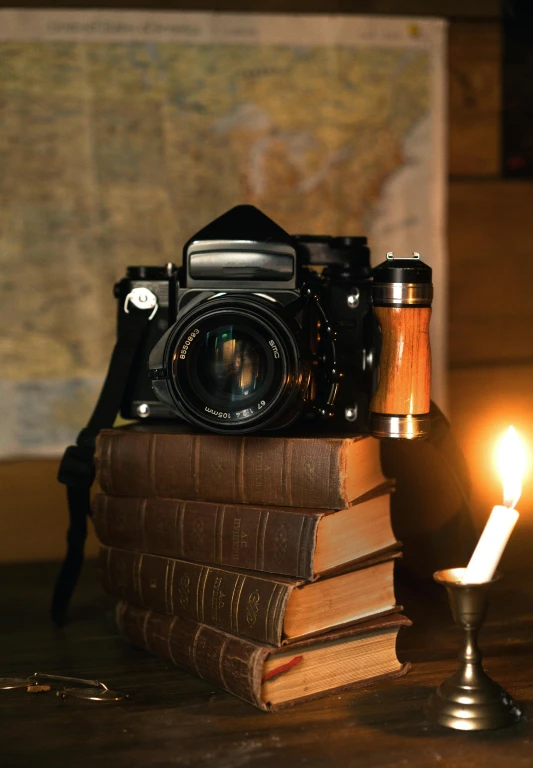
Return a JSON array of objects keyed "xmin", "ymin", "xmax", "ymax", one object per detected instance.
[{"xmin": 116, "ymin": 205, "xmax": 433, "ymax": 439}]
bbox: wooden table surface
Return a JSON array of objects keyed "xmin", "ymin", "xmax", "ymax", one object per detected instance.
[{"xmin": 1, "ymin": 561, "xmax": 532, "ymax": 768}]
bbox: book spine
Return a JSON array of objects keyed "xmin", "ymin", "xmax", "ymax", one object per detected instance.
[
  {"xmin": 93, "ymin": 494, "xmax": 320, "ymax": 579},
  {"xmin": 101, "ymin": 545, "xmax": 291, "ymax": 645},
  {"xmin": 116, "ymin": 601, "xmax": 269, "ymax": 709},
  {"xmin": 95, "ymin": 431, "xmax": 348, "ymax": 509}
]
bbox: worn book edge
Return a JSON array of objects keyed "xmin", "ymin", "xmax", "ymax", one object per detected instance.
[
  {"xmin": 102, "ymin": 544, "xmax": 401, "ymax": 646},
  {"xmin": 95, "ymin": 427, "xmax": 384, "ymax": 509},
  {"xmin": 93, "ymin": 482, "xmax": 397, "ymax": 581},
  {"xmin": 116, "ymin": 601, "xmax": 411, "ymax": 711}
]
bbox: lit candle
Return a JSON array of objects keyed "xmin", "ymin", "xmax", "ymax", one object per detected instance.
[{"xmin": 463, "ymin": 426, "xmax": 527, "ymax": 584}]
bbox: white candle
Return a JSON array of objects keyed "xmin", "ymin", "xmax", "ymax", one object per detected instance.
[
  {"xmin": 463, "ymin": 426, "xmax": 527, "ymax": 585},
  {"xmin": 463, "ymin": 505, "xmax": 519, "ymax": 584}
]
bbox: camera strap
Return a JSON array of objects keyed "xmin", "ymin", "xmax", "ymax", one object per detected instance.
[{"xmin": 51, "ymin": 306, "xmax": 152, "ymax": 626}]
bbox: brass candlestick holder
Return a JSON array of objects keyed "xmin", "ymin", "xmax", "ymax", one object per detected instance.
[{"xmin": 427, "ymin": 567, "xmax": 522, "ymax": 731}]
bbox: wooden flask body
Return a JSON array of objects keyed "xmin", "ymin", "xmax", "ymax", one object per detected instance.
[{"xmin": 370, "ymin": 306, "xmax": 431, "ymax": 416}]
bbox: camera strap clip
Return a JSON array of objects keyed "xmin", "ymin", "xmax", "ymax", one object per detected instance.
[{"xmin": 124, "ymin": 287, "xmax": 158, "ymax": 320}]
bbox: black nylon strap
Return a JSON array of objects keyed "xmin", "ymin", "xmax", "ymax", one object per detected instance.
[{"xmin": 51, "ymin": 307, "xmax": 151, "ymax": 626}]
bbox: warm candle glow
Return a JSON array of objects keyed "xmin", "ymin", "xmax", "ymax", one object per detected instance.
[
  {"xmin": 463, "ymin": 425, "xmax": 527, "ymax": 584},
  {"xmin": 495, "ymin": 426, "xmax": 527, "ymax": 509}
]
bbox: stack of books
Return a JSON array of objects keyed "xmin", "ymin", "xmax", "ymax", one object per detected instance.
[{"xmin": 93, "ymin": 423, "xmax": 411, "ymax": 711}]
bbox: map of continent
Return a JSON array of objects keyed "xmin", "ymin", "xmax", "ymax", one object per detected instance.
[{"xmin": 0, "ymin": 12, "xmax": 445, "ymax": 455}]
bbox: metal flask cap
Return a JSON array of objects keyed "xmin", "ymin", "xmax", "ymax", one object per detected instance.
[{"xmin": 372, "ymin": 251, "xmax": 433, "ymax": 307}]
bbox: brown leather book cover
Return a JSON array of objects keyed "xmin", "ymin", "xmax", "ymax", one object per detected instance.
[
  {"xmin": 100, "ymin": 545, "xmax": 400, "ymax": 646},
  {"xmin": 116, "ymin": 601, "xmax": 411, "ymax": 711},
  {"xmin": 95, "ymin": 423, "xmax": 385, "ymax": 510},
  {"xmin": 92, "ymin": 484, "xmax": 394, "ymax": 581}
]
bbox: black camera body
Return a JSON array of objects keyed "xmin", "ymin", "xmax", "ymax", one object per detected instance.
[
  {"xmin": 146, "ymin": 205, "xmax": 377, "ymax": 434},
  {"xmin": 118, "ymin": 205, "xmax": 433, "ymax": 438}
]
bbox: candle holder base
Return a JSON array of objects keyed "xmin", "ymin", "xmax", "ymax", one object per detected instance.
[
  {"xmin": 427, "ymin": 568, "xmax": 522, "ymax": 731},
  {"xmin": 427, "ymin": 668, "xmax": 522, "ymax": 731}
]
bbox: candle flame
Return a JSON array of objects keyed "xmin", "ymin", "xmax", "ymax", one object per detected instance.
[{"xmin": 495, "ymin": 426, "xmax": 527, "ymax": 508}]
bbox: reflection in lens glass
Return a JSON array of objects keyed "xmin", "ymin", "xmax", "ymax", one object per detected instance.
[{"xmin": 199, "ymin": 326, "xmax": 266, "ymax": 403}]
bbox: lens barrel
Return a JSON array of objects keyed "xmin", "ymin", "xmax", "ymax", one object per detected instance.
[{"xmin": 158, "ymin": 297, "xmax": 308, "ymax": 433}]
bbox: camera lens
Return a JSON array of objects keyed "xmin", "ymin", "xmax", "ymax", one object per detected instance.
[
  {"xmin": 165, "ymin": 299, "xmax": 308, "ymax": 432},
  {"xmin": 190, "ymin": 325, "xmax": 274, "ymax": 408}
]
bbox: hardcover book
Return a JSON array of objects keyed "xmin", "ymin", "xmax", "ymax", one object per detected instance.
[
  {"xmin": 92, "ymin": 486, "xmax": 396, "ymax": 580},
  {"xmin": 101, "ymin": 545, "xmax": 400, "ymax": 645},
  {"xmin": 116, "ymin": 601, "xmax": 411, "ymax": 711},
  {"xmin": 95, "ymin": 423, "xmax": 385, "ymax": 510}
]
